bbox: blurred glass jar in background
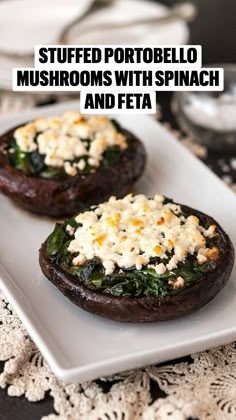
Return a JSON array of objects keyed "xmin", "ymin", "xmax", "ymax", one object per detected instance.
[{"xmin": 172, "ymin": 65, "xmax": 236, "ymax": 152}]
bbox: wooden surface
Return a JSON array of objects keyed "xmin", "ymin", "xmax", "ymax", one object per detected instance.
[{"xmin": 0, "ymin": 0, "xmax": 236, "ymax": 419}]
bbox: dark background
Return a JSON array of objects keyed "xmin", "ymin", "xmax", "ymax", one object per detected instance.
[
  {"xmin": 165, "ymin": 0, "xmax": 236, "ymax": 64},
  {"xmin": 0, "ymin": 1, "xmax": 236, "ymax": 419}
]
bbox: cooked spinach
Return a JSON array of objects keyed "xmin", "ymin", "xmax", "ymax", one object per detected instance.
[
  {"xmin": 40, "ymin": 167, "xmax": 65, "ymax": 178},
  {"xmin": 30, "ymin": 151, "xmax": 45, "ymax": 173},
  {"xmin": 102, "ymin": 145, "xmax": 121, "ymax": 167},
  {"xmin": 46, "ymin": 224, "xmax": 66, "ymax": 258},
  {"xmin": 8, "ymin": 142, "xmax": 33, "ymax": 175},
  {"xmin": 111, "ymin": 119, "xmax": 124, "ymax": 134},
  {"xmin": 85, "ymin": 269, "xmax": 173, "ymax": 297}
]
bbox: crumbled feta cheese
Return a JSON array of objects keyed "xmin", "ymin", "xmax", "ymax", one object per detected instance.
[
  {"xmin": 197, "ymin": 253, "xmax": 207, "ymax": 264},
  {"xmin": 166, "ymin": 256, "xmax": 179, "ymax": 271},
  {"xmin": 66, "ymin": 224, "xmax": 75, "ymax": 236},
  {"xmin": 77, "ymin": 159, "xmax": 86, "ymax": 171},
  {"xmin": 70, "ymin": 120, "xmax": 91, "ymax": 139},
  {"xmin": 13, "ymin": 112, "xmax": 127, "ymax": 176},
  {"xmin": 68, "ymin": 194, "xmax": 217, "ymax": 275},
  {"xmin": 62, "ymin": 111, "xmax": 83, "ymax": 123},
  {"xmin": 73, "ymin": 254, "xmax": 87, "ymax": 266},
  {"xmin": 168, "ymin": 276, "xmax": 185, "ymax": 289},
  {"xmin": 14, "ymin": 124, "xmax": 37, "ymax": 152},
  {"xmin": 103, "ymin": 260, "xmax": 115, "ymax": 275},
  {"xmin": 204, "ymin": 224, "xmax": 217, "ymax": 238},
  {"xmin": 88, "ymin": 157, "xmax": 98, "ymax": 167},
  {"xmin": 64, "ymin": 162, "xmax": 77, "ymax": 176},
  {"xmin": 154, "ymin": 263, "xmax": 166, "ymax": 275}
]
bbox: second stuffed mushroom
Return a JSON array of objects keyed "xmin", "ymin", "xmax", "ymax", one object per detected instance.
[{"xmin": 0, "ymin": 112, "xmax": 146, "ymax": 217}]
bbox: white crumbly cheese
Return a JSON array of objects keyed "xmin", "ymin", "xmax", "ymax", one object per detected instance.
[
  {"xmin": 64, "ymin": 162, "xmax": 77, "ymax": 176},
  {"xmin": 73, "ymin": 254, "xmax": 87, "ymax": 266},
  {"xmin": 168, "ymin": 276, "xmax": 185, "ymax": 289},
  {"xmin": 68, "ymin": 194, "xmax": 218, "ymax": 275},
  {"xmin": 13, "ymin": 112, "xmax": 127, "ymax": 176},
  {"xmin": 66, "ymin": 224, "xmax": 75, "ymax": 236},
  {"xmin": 77, "ymin": 159, "xmax": 86, "ymax": 171},
  {"xmin": 154, "ymin": 263, "xmax": 166, "ymax": 275},
  {"xmin": 14, "ymin": 123, "xmax": 37, "ymax": 152}
]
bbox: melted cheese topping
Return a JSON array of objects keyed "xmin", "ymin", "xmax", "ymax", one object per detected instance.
[
  {"xmin": 68, "ymin": 194, "xmax": 218, "ymax": 275},
  {"xmin": 13, "ymin": 112, "xmax": 127, "ymax": 176}
]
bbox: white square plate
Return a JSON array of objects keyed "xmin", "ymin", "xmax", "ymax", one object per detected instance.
[{"xmin": 0, "ymin": 101, "xmax": 236, "ymax": 383}]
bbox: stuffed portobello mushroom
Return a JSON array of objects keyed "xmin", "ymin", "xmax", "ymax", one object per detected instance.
[
  {"xmin": 39, "ymin": 193, "xmax": 234, "ymax": 322},
  {"xmin": 0, "ymin": 112, "xmax": 146, "ymax": 217}
]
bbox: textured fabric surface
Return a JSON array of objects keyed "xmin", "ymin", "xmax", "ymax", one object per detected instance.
[{"xmin": 1, "ymin": 292, "xmax": 236, "ymax": 420}]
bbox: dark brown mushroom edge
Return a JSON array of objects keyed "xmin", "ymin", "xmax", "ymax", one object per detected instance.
[
  {"xmin": 0, "ymin": 112, "xmax": 146, "ymax": 217},
  {"xmin": 39, "ymin": 194, "xmax": 234, "ymax": 322}
]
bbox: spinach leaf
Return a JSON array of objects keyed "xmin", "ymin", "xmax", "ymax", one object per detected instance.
[
  {"xmin": 46, "ymin": 224, "xmax": 66, "ymax": 258},
  {"xmin": 79, "ymin": 258, "xmax": 103, "ymax": 282},
  {"xmin": 83, "ymin": 268, "xmax": 172, "ymax": 297},
  {"xmin": 102, "ymin": 146, "xmax": 121, "ymax": 167},
  {"xmin": 30, "ymin": 151, "xmax": 45, "ymax": 174},
  {"xmin": 66, "ymin": 216, "xmax": 80, "ymax": 229},
  {"xmin": 60, "ymin": 263, "xmax": 83, "ymax": 277},
  {"xmin": 40, "ymin": 167, "xmax": 65, "ymax": 178},
  {"xmin": 8, "ymin": 142, "xmax": 32, "ymax": 174},
  {"xmin": 110, "ymin": 119, "xmax": 124, "ymax": 134}
]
